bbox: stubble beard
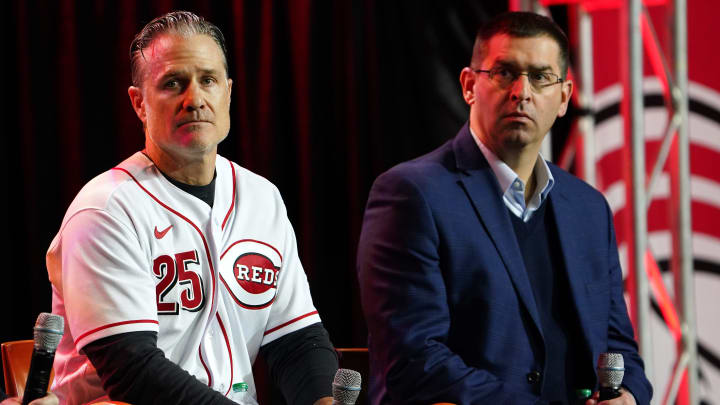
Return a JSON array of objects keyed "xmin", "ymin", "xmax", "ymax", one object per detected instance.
[{"xmin": 497, "ymin": 121, "xmax": 540, "ymax": 151}]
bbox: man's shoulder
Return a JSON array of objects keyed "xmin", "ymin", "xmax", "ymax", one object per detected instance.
[
  {"xmin": 65, "ymin": 152, "xmax": 151, "ymax": 214},
  {"xmin": 547, "ymin": 162, "xmax": 611, "ymax": 210},
  {"xmin": 376, "ymin": 138, "xmax": 458, "ymax": 189},
  {"xmin": 50, "ymin": 153, "xmax": 155, "ymax": 254},
  {"xmin": 548, "ymin": 163, "xmax": 601, "ymax": 194}
]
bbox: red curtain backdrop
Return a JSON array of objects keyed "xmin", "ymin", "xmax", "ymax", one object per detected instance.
[{"xmin": 6, "ymin": 0, "xmax": 508, "ymax": 350}]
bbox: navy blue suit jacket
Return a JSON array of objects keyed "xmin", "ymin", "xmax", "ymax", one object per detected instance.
[{"xmin": 357, "ymin": 124, "xmax": 652, "ymax": 404}]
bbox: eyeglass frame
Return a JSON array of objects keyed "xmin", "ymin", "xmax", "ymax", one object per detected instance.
[{"xmin": 472, "ymin": 67, "xmax": 564, "ymax": 91}]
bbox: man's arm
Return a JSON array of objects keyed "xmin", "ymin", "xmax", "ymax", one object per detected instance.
[
  {"xmin": 83, "ymin": 332, "xmax": 236, "ymax": 405},
  {"xmin": 260, "ymin": 322, "xmax": 337, "ymax": 405},
  {"xmin": 357, "ymin": 168, "xmax": 540, "ymax": 404},
  {"xmin": 256, "ymin": 188, "xmax": 337, "ymax": 404},
  {"xmin": 603, "ymin": 201, "xmax": 653, "ymax": 405}
]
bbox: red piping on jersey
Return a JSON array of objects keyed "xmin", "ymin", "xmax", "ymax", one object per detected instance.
[
  {"xmin": 220, "ymin": 239, "xmax": 283, "ymax": 261},
  {"xmin": 199, "ymin": 344, "xmax": 212, "ymax": 387},
  {"xmin": 112, "ymin": 167, "xmax": 217, "ymax": 317},
  {"xmin": 113, "ymin": 166, "xmax": 217, "ymax": 385},
  {"xmin": 221, "ymin": 162, "xmax": 236, "ymax": 231},
  {"xmin": 74, "ymin": 319, "xmax": 158, "ymax": 345},
  {"xmin": 219, "ymin": 273, "xmax": 276, "ymax": 310},
  {"xmin": 215, "ymin": 313, "xmax": 234, "ymax": 396},
  {"xmin": 264, "ymin": 310, "xmax": 318, "ymax": 336}
]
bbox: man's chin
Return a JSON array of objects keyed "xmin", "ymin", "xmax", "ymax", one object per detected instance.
[
  {"xmin": 497, "ymin": 130, "xmax": 544, "ymax": 151},
  {"xmin": 177, "ymin": 130, "xmax": 227, "ymax": 149}
]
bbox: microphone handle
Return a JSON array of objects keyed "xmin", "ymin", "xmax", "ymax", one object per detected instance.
[
  {"xmin": 598, "ymin": 387, "xmax": 622, "ymax": 401},
  {"xmin": 22, "ymin": 349, "xmax": 55, "ymax": 405}
]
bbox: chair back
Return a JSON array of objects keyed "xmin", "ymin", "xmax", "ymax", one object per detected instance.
[{"xmin": 2, "ymin": 339, "xmax": 47, "ymax": 397}]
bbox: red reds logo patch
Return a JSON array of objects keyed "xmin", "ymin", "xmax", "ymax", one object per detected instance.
[
  {"xmin": 233, "ymin": 253, "xmax": 279, "ymax": 293},
  {"xmin": 220, "ymin": 240, "xmax": 282, "ymax": 309}
]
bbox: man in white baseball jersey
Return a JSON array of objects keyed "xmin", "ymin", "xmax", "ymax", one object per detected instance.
[{"xmin": 47, "ymin": 11, "xmax": 337, "ymax": 405}]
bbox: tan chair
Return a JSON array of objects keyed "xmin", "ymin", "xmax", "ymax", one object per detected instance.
[{"xmin": 1, "ymin": 340, "xmax": 129, "ymax": 404}]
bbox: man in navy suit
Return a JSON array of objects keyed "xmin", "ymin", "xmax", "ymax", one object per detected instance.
[{"xmin": 357, "ymin": 12, "xmax": 652, "ymax": 405}]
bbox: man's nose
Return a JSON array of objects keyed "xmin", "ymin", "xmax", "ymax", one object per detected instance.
[
  {"xmin": 183, "ymin": 81, "xmax": 206, "ymax": 110},
  {"xmin": 509, "ymin": 74, "xmax": 532, "ymax": 102}
]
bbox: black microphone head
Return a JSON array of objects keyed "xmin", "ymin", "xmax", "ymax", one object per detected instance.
[
  {"xmin": 33, "ymin": 313, "xmax": 64, "ymax": 352},
  {"xmin": 597, "ymin": 352, "xmax": 624, "ymax": 388},
  {"xmin": 332, "ymin": 368, "xmax": 361, "ymax": 404}
]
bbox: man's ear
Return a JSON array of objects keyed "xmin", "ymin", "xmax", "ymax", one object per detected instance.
[
  {"xmin": 459, "ymin": 67, "xmax": 477, "ymax": 105},
  {"xmin": 128, "ymin": 86, "xmax": 146, "ymax": 123},
  {"xmin": 557, "ymin": 79, "xmax": 573, "ymax": 118}
]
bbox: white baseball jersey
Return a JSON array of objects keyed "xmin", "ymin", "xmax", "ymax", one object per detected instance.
[{"xmin": 47, "ymin": 152, "xmax": 321, "ymax": 404}]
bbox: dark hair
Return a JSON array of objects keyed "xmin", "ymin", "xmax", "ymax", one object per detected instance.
[
  {"xmin": 129, "ymin": 11, "xmax": 228, "ymax": 86},
  {"xmin": 471, "ymin": 11, "xmax": 569, "ymax": 78}
]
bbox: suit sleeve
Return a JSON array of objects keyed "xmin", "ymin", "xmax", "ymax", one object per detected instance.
[
  {"xmin": 603, "ymin": 200, "xmax": 653, "ymax": 405},
  {"xmin": 357, "ymin": 168, "xmax": 542, "ymax": 404}
]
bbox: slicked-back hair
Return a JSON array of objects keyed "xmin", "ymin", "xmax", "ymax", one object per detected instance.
[
  {"xmin": 470, "ymin": 11, "xmax": 570, "ymax": 79},
  {"xmin": 129, "ymin": 10, "xmax": 228, "ymax": 87}
]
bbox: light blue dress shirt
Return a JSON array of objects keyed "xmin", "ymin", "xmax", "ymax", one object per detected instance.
[{"xmin": 470, "ymin": 129, "xmax": 555, "ymax": 222}]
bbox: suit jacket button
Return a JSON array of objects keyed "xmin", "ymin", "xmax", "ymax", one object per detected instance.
[{"xmin": 526, "ymin": 370, "xmax": 541, "ymax": 384}]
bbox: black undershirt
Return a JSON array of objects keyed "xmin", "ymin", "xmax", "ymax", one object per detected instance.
[
  {"xmin": 83, "ymin": 324, "xmax": 337, "ymax": 405},
  {"xmin": 161, "ymin": 170, "xmax": 217, "ymax": 207},
  {"xmin": 81, "ymin": 170, "xmax": 338, "ymax": 404}
]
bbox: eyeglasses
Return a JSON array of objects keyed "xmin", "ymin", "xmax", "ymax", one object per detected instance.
[{"xmin": 473, "ymin": 67, "xmax": 563, "ymax": 91}]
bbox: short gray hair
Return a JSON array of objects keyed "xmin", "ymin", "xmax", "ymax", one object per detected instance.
[{"xmin": 129, "ymin": 11, "xmax": 228, "ymax": 87}]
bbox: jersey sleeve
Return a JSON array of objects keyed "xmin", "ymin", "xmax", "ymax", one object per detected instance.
[
  {"xmin": 260, "ymin": 196, "xmax": 321, "ymax": 345},
  {"xmin": 51, "ymin": 208, "xmax": 159, "ymax": 349}
]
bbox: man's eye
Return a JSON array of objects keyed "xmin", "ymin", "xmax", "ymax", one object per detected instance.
[
  {"xmin": 164, "ymin": 80, "xmax": 179, "ymax": 89},
  {"xmin": 531, "ymin": 72, "xmax": 551, "ymax": 82},
  {"xmin": 202, "ymin": 77, "xmax": 216, "ymax": 85},
  {"xmin": 494, "ymin": 68, "xmax": 513, "ymax": 78}
]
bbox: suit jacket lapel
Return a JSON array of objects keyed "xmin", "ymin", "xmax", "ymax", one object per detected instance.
[
  {"xmin": 547, "ymin": 174, "xmax": 598, "ymax": 349},
  {"xmin": 452, "ymin": 125, "xmax": 544, "ymax": 338}
]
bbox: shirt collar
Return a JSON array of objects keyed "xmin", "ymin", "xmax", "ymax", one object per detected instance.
[{"xmin": 469, "ymin": 127, "xmax": 555, "ymax": 213}]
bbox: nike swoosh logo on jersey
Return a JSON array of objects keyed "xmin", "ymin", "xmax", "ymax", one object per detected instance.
[{"xmin": 154, "ymin": 225, "xmax": 173, "ymax": 239}]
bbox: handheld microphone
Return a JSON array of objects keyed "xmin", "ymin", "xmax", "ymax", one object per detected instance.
[
  {"xmin": 597, "ymin": 352, "xmax": 624, "ymax": 401},
  {"xmin": 22, "ymin": 313, "xmax": 64, "ymax": 405},
  {"xmin": 332, "ymin": 368, "xmax": 361, "ymax": 405}
]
